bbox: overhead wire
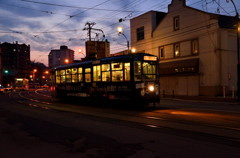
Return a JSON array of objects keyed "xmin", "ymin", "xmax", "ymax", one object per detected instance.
[{"xmin": 1, "ymin": 0, "xmax": 239, "ymax": 56}]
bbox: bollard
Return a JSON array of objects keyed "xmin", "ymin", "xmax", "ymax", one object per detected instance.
[
  {"xmin": 172, "ymin": 90, "xmax": 175, "ymax": 98},
  {"xmin": 163, "ymin": 90, "xmax": 165, "ymax": 98}
]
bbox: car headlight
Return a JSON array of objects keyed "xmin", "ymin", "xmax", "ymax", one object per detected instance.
[{"xmin": 148, "ymin": 85, "xmax": 154, "ymax": 92}]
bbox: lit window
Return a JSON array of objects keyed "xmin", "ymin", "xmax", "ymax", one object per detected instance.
[
  {"xmin": 102, "ymin": 64, "xmax": 110, "ymax": 82},
  {"xmin": 93, "ymin": 65, "xmax": 101, "ymax": 82},
  {"xmin": 66, "ymin": 69, "xmax": 71, "ymax": 83},
  {"xmin": 173, "ymin": 16, "xmax": 180, "ymax": 31},
  {"xmin": 192, "ymin": 39, "xmax": 199, "ymax": 55},
  {"xmin": 111, "ymin": 63, "xmax": 123, "ymax": 82},
  {"xmin": 124, "ymin": 63, "xmax": 130, "ymax": 81},
  {"xmin": 71, "ymin": 68, "xmax": 78, "ymax": 83},
  {"xmin": 85, "ymin": 68, "xmax": 91, "ymax": 82},
  {"xmin": 134, "ymin": 61, "xmax": 141, "ymax": 81},
  {"xmin": 174, "ymin": 43, "xmax": 180, "ymax": 57}
]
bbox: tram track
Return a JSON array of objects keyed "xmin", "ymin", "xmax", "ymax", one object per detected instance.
[{"xmin": 9, "ymin": 90, "xmax": 240, "ymax": 145}]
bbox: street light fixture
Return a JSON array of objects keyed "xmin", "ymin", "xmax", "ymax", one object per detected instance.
[
  {"xmin": 131, "ymin": 47, "xmax": 136, "ymax": 53},
  {"xmin": 117, "ymin": 26, "xmax": 130, "ymax": 54},
  {"xmin": 33, "ymin": 69, "xmax": 37, "ymax": 80},
  {"xmin": 65, "ymin": 59, "xmax": 69, "ymax": 64}
]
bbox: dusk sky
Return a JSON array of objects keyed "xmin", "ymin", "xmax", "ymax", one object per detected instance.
[{"xmin": 0, "ymin": 0, "xmax": 239, "ymax": 66}]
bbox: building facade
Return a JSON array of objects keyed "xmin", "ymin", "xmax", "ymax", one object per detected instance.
[
  {"xmin": 48, "ymin": 45, "xmax": 74, "ymax": 68},
  {"xmin": 85, "ymin": 41, "xmax": 110, "ymax": 60},
  {"xmin": 0, "ymin": 41, "xmax": 30, "ymax": 86},
  {"xmin": 131, "ymin": 0, "xmax": 239, "ymax": 96},
  {"xmin": 0, "ymin": 48, "xmax": 2, "ymax": 86}
]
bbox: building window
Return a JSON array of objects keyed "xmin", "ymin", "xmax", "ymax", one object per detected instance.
[
  {"xmin": 174, "ymin": 43, "xmax": 180, "ymax": 57},
  {"xmin": 159, "ymin": 46, "xmax": 165, "ymax": 59},
  {"xmin": 191, "ymin": 39, "xmax": 199, "ymax": 55},
  {"xmin": 136, "ymin": 26, "xmax": 144, "ymax": 41},
  {"xmin": 173, "ymin": 16, "xmax": 180, "ymax": 31}
]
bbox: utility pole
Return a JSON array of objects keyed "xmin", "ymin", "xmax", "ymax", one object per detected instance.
[
  {"xmin": 83, "ymin": 22, "xmax": 96, "ymax": 41},
  {"xmin": 228, "ymin": 0, "xmax": 240, "ymax": 100},
  {"xmin": 83, "ymin": 22, "xmax": 105, "ymax": 41}
]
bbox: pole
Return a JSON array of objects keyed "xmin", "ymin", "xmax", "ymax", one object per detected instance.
[
  {"xmin": 121, "ymin": 33, "xmax": 130, "ymax": 54},
  {"xmin": 229, "ymin": 0, "xmax": 240, "ymax": 100},
  {"xmin": 237, "ymin": 17, "xmax": 240, "ymax": 101}
]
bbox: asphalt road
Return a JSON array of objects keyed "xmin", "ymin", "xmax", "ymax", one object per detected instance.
[{"xmin": 0, "ymin": 90, "xmax": 240, "ymax": 158}]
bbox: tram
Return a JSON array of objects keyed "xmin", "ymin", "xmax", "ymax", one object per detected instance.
[{"xmin": 50, "ymin": 53, "xmax": 160, "ymax": 105}]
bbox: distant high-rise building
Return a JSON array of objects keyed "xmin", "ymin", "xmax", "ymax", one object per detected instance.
[
  {"xmin": 0, "ymin": 41, "xmax": 30, "ymax": 86},
  {"xmin": 0, "ymin": 47, "xmax": 2, "ymax": 86},
  {"xmin": 48, "ymin": 45, "xmax": 74, "ymax": 68}
]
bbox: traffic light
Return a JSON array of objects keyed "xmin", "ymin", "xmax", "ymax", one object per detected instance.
[{"xmin": 4, "ymin": 70, "xmax": 9, "ymax": 74}]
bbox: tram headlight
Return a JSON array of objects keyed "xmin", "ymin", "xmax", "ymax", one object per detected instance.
[{"xmin": 148, "ymin": 85, "xmax": 155, "ymax": 92}]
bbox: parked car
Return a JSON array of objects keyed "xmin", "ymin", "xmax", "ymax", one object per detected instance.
[
  {"xmin": 4, "ymin": 86, "xmax": 13, "ymax": 92},
  {"xmin": 0, "ymin": 86, "xmax": 4, "ymax": 93}
]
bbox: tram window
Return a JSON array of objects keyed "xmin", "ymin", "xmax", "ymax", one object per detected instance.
[
  {"xmin": 66, "ymin": 69, "xmax": 71, "ymax": 75},
  {"xmin": 78, "ymin": 67, "xmax": 82, "ymax": 73},
  {"xmin": 93, "ymin": 65, "xmax": 101, "ymax": 82},
  {"xmin": 124, "ymin": 63, "xmax": 130, "ymax": 81},
  {"xmin": 112, "ymin": 63, "xmax": 122, "ymax": 70},
  {"xmin": 65, "ymin": 69, "xmax": 71, "ymax": 83},
  {"xmin": 102, "ymin": 64, "xmax": 110, "ymax": 71},
  {"xmin": 56, "ymin": 76, "xmax": 60, "ymax": 84},
  {"xmin": 143, "ymin": 62, "xmax": 156, "ymax": 74},
  {"xmin": 112, "ymin": 71, "xmax": 123, "ymax": 81},
  {"xmin": 55, "ymin": 70, "xmax": 60, "ymax": 76},
  {"xmin": 72, "ymin": 68, "xmax": 78, "ymax": 83},
  {"xmin": 134, "ymin": 61, "xmax": 141, "ymax": 81},
  {"xmin": 85, "ymin": 68, "xmax": 91, "ymax": 73},
  {"xmin": 102, "ymin": 72, "xmax": 110, "ymax": 82},
  {"xmin": 60, "ymin": 75, "xmax": 66, "ymax": 83},
  {"xmin": 66, "ymin": 74, "xmax": 71, "ymax": 83},
  {"xmin": 143, "ymin": 75, "xmax": 156, "ymax": 80},
  {"xmin": 55, "ymin": 70, "xmax": 61, "ymax": 84},
  {"xmin": 78, "ymin": 67, "xmax": 83, "ymax": 82},
  {"xmin": 60, "ymin": 70, "xmax": 65, "ymax": 75},
  {"xmin": 111, "ymin": 63, "xmax": 123, "ymax": 82},
  {"xmin": 85, "ymin": 68, "xmax": 91, "ymax": 82},
  {"xmin": 102, "ymin": 64, "xmax": 110, "ymax": 82}
]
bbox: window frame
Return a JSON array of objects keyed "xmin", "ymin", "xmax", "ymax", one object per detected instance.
[
  {"xmin": 173, "ymin": 16, "xmax": 180, "ymax": 31},
  {"xmin": 159, "ymin": 46, "xmax": 165, "ymax": 59},
  {"xmin": 111, "ymin": 62, "xmax": 124, "ymax": 82},
  {"xmin": 101, "ymin": 64, "xmax": 111, "ymax": 82},
  {"xmin": 174, "ymin": 43, "xmax": 180, "ymax": 57},
  {"xmin": 93, "ymin": 65, "xmax": 101, "ymax": 82},
  {"xmin": 191, "ymin": 39, "xmax": 199, "ymax": 55},
  {"xmin": 136, "ymin": 26, "xmax": 144, "ymax": 41},
  {"xmin": 84, "ymin": 67, "xmax": 91, "ymax": 83}
]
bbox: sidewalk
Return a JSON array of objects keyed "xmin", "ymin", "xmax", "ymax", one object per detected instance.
[{"xmin": 161, "ymin": 95, "xmax": 238, "ymax": 103}]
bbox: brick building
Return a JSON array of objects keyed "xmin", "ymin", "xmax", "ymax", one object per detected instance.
[{"xmin": 48, "ymin": 45, "xmax": 74, "ymax": 68}]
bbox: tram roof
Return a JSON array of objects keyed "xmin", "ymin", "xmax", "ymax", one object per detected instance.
[{"xmin": 52, "ymin": 53, "xmax": 157, "ymax": 70}]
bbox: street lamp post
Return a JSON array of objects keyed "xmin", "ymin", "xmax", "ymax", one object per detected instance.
[
  {"xmin": 229, "ymin": 0, "xmax": 240, "ymax": 100},
  {"xmin": 117, "ymin": 26, "xmax": 130, "ymax": 54},
  {"xmin": 33, "ymin": 69, "xmax": 37, "ymax": 88},
  {"xmin": 33, "ymin": 69, "xmax": 37, "ymax": 81}
]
